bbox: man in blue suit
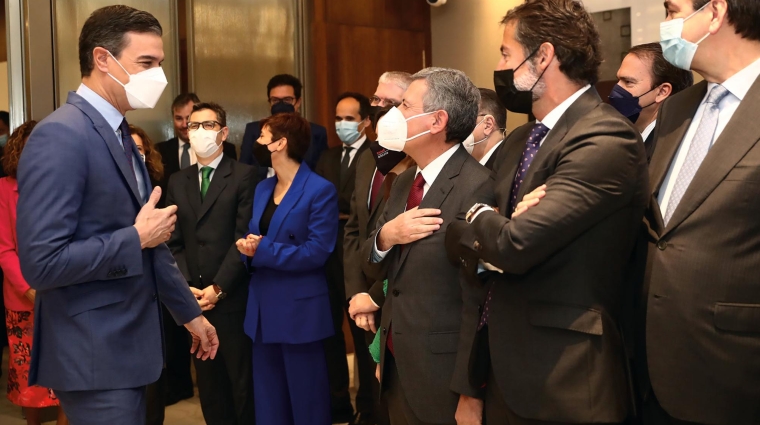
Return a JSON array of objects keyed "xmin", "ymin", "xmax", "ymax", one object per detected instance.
[
  {"xmin": 16, "ymin": 6, "xmax": 219, "ymax": 425},
  {"xmin": 239, "ymin": 74, "xmax": 328, "ymax": 179}
]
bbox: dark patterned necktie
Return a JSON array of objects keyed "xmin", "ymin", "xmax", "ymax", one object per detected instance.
[
  {"xmin": 479, "ymin": 122, "xmax": 549, "ymax": 330},
  {"xmin": 118, "ymin": 119, "xmax": 137, "ymax": 179}
]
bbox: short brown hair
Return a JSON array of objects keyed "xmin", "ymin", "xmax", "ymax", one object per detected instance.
[
  {"xmin": 628, "ymin": 43, "xmax": 693, "ymax": 95},
  {"xmin": 172, "ymin": 93, "xmax": 200, "ymax": 113},
  {"xmin": 191, "ymin": 102, "xmax": 227, "ymax": 127},
  {"xmin": 501, "ymin": 0, "xmax": 602, "ymax": 85},
  {"xmin": 692, "ymin": 0, "xmax": 760, "ymax": 42},
  {"xmin": 260, "ymin": 113, "xmax": 311, "ymax": 163},
  {"xmin": 129, "ymin": 124, "xmax": 164, "ymax": 182},
  {"xmin": 1, "ymin": 120, "xmax": 37, "ymax": 179}
]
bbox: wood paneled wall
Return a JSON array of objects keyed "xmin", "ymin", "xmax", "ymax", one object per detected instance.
[{"xmin": 310, "ymin": 0, "xmax": 432, "ymax": 147}]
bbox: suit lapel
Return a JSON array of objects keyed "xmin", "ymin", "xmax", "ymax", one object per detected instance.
[
  {"xmin": 67, "ymin": 92, "xmax": 142, "ymax": 205},
  {"xmin": 355, "ymin": 151, "xmax": 375, "ymax": 224},
  {"xmin": 167, "ymin": 138, "xmax": 181, "ymax": 175},
  {"xmin": 184, "ymin": 165, "xmax": 202, "ymax": 218},
  {"xmin": 663, "ymin": 77, "xmax": 760, "ymax": 236},
  {"xmin": 265, "ymin": 163, "xmax": 309, "ymax": 240},
  {"xmin": 198, "ymin": 156, "xmax": 231, "ymax": 222},
  {"xmin": 340, "ymin": 143, "xmax": 368, "ymax": 194}
]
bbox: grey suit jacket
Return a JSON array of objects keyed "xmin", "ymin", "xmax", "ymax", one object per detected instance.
[
  {"xmin": 447, "ymin": 88, "xmax": 648, "ymax": 423},
  {"xmin": 639, "ymin": 79, "xmax": 760, "ymax": 425},
  {"xmin": 361, "ymin": 145, "xmax": 492, "ymax": 424},
  {"xmin": 344, "ymin": 148, "xmax": 388, "ymax": 303}
]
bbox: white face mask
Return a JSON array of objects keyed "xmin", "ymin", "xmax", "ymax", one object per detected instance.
[
  {"xmin": 377, "ymin": 106, "xmax": 435, "ymax": 152},
  {"xmin": 660, "ymin": 2, "xmax": 711, "ymax": 70},
  {"xmin": 107, "ymin": 51, "xmax": 168, "ymax": 109},
  {"xmin": 463, "ymin": 116, "xmax": 490, "ymax": 154},
  {"xmin": 189, "ymin": 128, "xmax": 222, "ymax": 158}
]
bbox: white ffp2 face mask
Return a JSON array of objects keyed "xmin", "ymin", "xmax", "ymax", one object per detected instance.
[
  {"xmin": 377, "ymin": 106, "xmax": 435, "ymax": 152},
  {"xmin": 463, "ymin": 116, "xmax": 490, "ymax": 154},
  {"xmin": 189, "ymin": 128, "xmax": 222, "ymax": 158},
  {"xmin": 107, "ymin": 51, "xmax": 168, "ymax": 109}
]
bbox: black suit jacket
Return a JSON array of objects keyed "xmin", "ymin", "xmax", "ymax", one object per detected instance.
[
  {"xmin": 239, "ymin": 120, "xmax": 328, "ymax": 178},
  {"xmin": 483, "ymin": 141, "xmax": 504, "ymax": 171},
  {"xmin": 361, "ymin": 146, "xmax": 492, "ymax": 424},
  {"xmin": 343, "ymin": 149, "xmax": 389, "ymax": 303},
  {"xmin": 155, "ymin": 137, "xmax": 237, "ymax": 207},
  {"xmin": 638, "ymin": 79, "xmax": 760, "ymax": 425},
  {"xmin": 166, "ymin": 155, "xmax": 258, "ymax": 313},
  {"xmin": 447, "ymin": 88, "xmax": 648, "ymax": 423},
  {"xmin": 643, "ymin": 128, "xmax": 656, "ymax": 164},
  {"xmin": 315, "ymin": 141, "xmax": 369, "ymax": 216}
]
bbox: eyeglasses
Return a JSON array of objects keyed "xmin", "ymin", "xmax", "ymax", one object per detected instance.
[
  {"xmin": 370, "ymin": 96, "xmax": 400, "ymax": 108},
  {"xmin": 188, "ymin": 121, "xmax": 222, "ymax": 131},
  {"xmin": 269, "ymin": 96, "xmax": 296, "ymax": 105}
]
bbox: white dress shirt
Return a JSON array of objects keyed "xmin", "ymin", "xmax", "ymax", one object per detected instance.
[
  {"xmin": 197, "ymin": 152, "xmax": 224, "ymax": 187},
  {"xmin": 641, "ymin": 120, "xmax": 657, "ymax": 142},
  {"xmin": 178, "ymin": 139, "xmax": 197, "ymax": 167},
  {"xmin": 372, "ymin": 143, "xmax": 460, "ymax": 260},
  {"xmin": 658, "ymin": 57, "xmax": 760, "ymax": 213},
  {"xmin": 479, "ymin": 140, "xmax": 504, "ymax": 166},
  {"xmin": 342, "ymin": 135, "xmax": 367, "ymax": 167}
]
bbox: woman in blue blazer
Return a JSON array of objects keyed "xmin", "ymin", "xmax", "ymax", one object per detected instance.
[{"xmin": 237, "ymin": 113, "xmax": 337, "ymax": 425}]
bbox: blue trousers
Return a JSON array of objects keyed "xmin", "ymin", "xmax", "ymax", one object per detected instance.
[
  {"xmin": 55, "ymin": 386, "xmax": 146, "ymax": 425},
  {"xmin": 252, "ymin": 335, "xmax": 331, "ymax": 425}
]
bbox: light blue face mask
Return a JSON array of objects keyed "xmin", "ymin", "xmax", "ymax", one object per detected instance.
[
  {"xmin": 335, "ymin": 120, "xmax": 363, "ymax": 145},
  {"xmin": 0, "ymin": 134, "xmax": 7, "ymax": 148},
  {"xmin": 660, "ymin": 1, "xmax": 711, "ymax": 70}
]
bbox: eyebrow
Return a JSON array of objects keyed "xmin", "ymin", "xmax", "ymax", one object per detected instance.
[{"xmin": 136, "ymin": 55, "xmax": 161, "ymax": 63}]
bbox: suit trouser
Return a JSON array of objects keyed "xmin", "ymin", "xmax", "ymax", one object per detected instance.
[
  {"xmin": 161, "ymin": 304, "xmax": 194, "ymax": 403},
  {"xmin": 56, "ymin": 386, "xmax": 146, "ymax": 425},
  {"xmin": 637, "ymin": 389, "xmax": 701, "ymax": 425},
  {"xmin": 145, "ymin": 371, "xmax": 166, "ymax": 425},
  {"xmin": 252, "ymin": 330, "xmax": 331, "ymax": 425},
  {"xmin": 485, "ymin": 368, "xmax": 620, "ymax": 425},
  {"xmin": 383, "ymin": 355, "xmax": 444, "ymax": 425},
  {"xmin": 194, "ymin": 309, "xmax": 256, "ymax": 425}
]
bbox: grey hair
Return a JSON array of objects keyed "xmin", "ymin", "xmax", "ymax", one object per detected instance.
[
  {"xmin": 378, "ymin": 71, "xmax": 413, "ymax": 92},
  {"xmin": 411, "ymin": 67, "xmax": 480, "ymax": 143}
]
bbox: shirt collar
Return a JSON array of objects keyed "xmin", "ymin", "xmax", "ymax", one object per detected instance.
[
  {"xmin": 179, "ymin": 139, "xmax": 189, "ymax": 148},
  {"xmin": 479, "ymin": 140, "xmax": 504, "ymax": 166},
  {"xmin": 198, "ymin": 152, "xmax": 224, "ymax": 171},
  {"xmin": 537, "ymin": 85, "xmax": 592, "ymax": 130},
  {"xmin": 344, "ymin": 134, "xmax": 367, "ymax": 151},
  {"xmin": 713, "ymin": 56, "xmax": 760, "ymax": 102},
  {"xmin": 416, "ymin": 143, "xmax": 460, "ymax": 186},
  {"xmin": 641, "ymin": 119, "xmax": 657, "ymax": 141},
  {"xmin": 76, "ymin": 83, "xmax": 124, "ymax": 132}
]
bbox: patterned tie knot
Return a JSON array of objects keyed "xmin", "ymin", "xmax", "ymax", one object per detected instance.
[
  {"xmin": 182, "ymin": 143, "xmax": 190, "ymax": 152},
  {"xmin": 706, "ymin": 85, "xmax": 730, "ymax": 106},
  {"xmin": 412, "ymin": 172, "xmax": 425, "ymax": 190},
  {"xmin": 201, "ymin": 166, "xmax": 213, "ymax": 180},
  {"xmin": 528, "ymin": 122, "xmax": 550, "ymax": 146}
]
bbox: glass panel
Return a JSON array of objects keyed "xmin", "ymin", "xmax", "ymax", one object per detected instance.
[
  {"xmin": 190, "ymin": 0, "xmax": 297, "ymax": 147},
  {"xmin": 54, "ymin": 0, "xmax": 179, "ymax": 143}
]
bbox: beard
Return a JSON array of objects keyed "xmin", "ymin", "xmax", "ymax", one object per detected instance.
[{"xmin": 514, "ymin": 59, "xmax": 546, "ymax": 101}]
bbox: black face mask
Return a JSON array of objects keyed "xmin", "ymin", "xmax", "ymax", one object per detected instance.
[
  {"xmin": 493, "ymin": 48, "xmax": 548, "ymax": 114},
  {"xmin": 253, "ymin": 142, "xmax": 273, "ymax": 168},
  {"xmin": 369, "ymin": 141, "xmax": 407, "ymax": 175},
  {"xmin": 271, "ymin": 102, "xmax": 296, "ymax": 116}
]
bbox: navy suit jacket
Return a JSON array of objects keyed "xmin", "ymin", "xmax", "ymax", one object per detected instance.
[
  {"xmin": 239, "ymin": 120, "xmax": 328, "ymax": 177},
  {"xmin": 243, "ymin": 162, "xmax": 337, "ymax": 344},
  {"xmin": 16, "ymin": 92, "xmax": 201, "ymax": 391}
]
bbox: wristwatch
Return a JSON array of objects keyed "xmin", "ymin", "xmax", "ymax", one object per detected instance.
[
  {"xmin": 213, "ymin": 284, "xmax": 226, "ymax": 300},
  {"xmin": 465, "ymin": 203, "xmax": 494, "ymax": 224}
]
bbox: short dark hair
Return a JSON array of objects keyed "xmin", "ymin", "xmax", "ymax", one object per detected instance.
[
  {"xmin": 172, "ymin": 93, "xmax": 200, "ymax": 113},
  {"xmin": 267, "ymin": 74, "xmax": 303, "ymax": 100},
  {"xmin": 628, "ymin": 43, "xmax": 693, "ymax": 95},
  {"xmin": 692, "ymin": 0, "xmax": 760, "ymax": 42},
  {"xmin": 478, "ymin": 89, "xmax": 507, "ymax": 131},
  {"xmin": 260, "ymin": 113, "xmax": 311, "ymax": 163},
  {"xmin": 0, "ymin": 111, "xmax": 9, "ymax": 127},
  {"xmin": 191, "ymin": 102, "xmax": 227, "ymax": 127},
  {"xmin": 502, "ymin": 0, "xmax": 602, "ymax": 85},
  {"xmin": 336, "ymin": 92, "xmax": 371, "ymax": 119},
  {"xmin": 78, "ymin": 5, "xmax": 162, "ymax": 77}
]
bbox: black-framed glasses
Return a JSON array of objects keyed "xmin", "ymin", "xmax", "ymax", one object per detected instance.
[
  {"xmin": 370, "ymin": 95, "xmax": 400, "ymax": 108},
  {"xmin": 188, "ymin": 121, "xmax": 221, "ymax": 131},
  {"xmin": 269, "ymin": 96, "xmax": 296, "ymax": 105}
]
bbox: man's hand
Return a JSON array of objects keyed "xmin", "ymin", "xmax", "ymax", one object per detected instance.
[
  {"xmin": 134, "ymin": 187, "xmax": 178, "ymax": 249},
  {"xmin": 377, "ymin": 207, "xmax": 442, "ymax": 251},
  {"xmin": 24, "ymin": 289, "xmax": 36, "ymax": 303},
  {"xmin": 189, "ymin": 286, "xmax": 215, "ymax": 312},
  {"xmin": 236, "ymin": 234, "xmax": 262, "ymax": 257},
  {"xmin": 184, "ymin": 315, "xmax": 219, "ymax": 360},
  {"xmin": 512, "ymin": 185, "xmax": 546, "ymax": 219},
  {"xmin": 354, "ymin": 313, "xmax": 377, "ymax": 333},
  {"xmin": 375, "ymin": 364, "xmax": 381, "ymax": 382},
  {"xmin": 455, "ymin": 395, "xmax": 484, "ymax": 425},
  {"xmin": 348, "ymin": 293, "xmax": 379, "ymax": 318},
  {"xmin": 200, "ymin": 285, "xmax": 220, "ymax": 307}
]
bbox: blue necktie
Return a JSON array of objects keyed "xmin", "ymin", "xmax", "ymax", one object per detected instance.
[{"xmin": 118, "ymin": 119, "xmax": 137, "ymax": 180}]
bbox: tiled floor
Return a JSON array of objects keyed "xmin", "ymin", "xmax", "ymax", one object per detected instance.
[{"xmin": 0, "ymin": 347, "xmax": 356, "ymax": 424}]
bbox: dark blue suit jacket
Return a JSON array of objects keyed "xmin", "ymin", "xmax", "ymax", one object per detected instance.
[
  {"xmin": 243, "ymin": 163, "xmax": 337, "ymax": 344},
  {"xmin": 16, "ymin": 92, "xmax": 201, "ymax": 391},
  {"xmin": 239, "ymin": 120, "xmax": 328, "ymax": 176}
]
